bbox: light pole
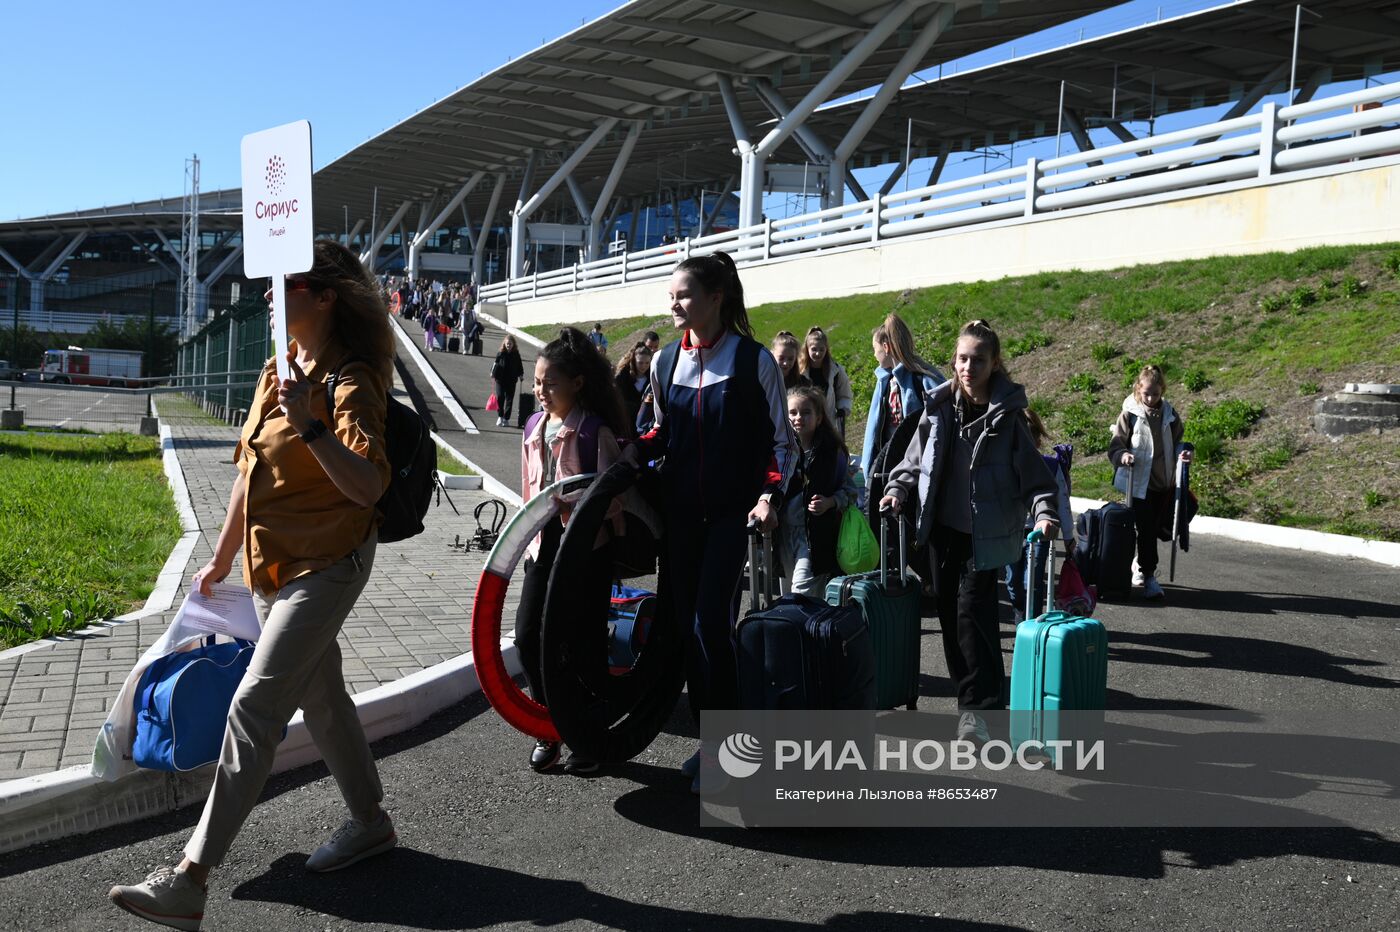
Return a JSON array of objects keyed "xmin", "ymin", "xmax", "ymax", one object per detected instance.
[
  {"xmin": 697, "ymin": 188, "xmax": 725, "ymax": 237},
  {"xmin": 1288, "ymin": 5, "xmax": 1323, "ymax": 105},
  {"xmin": 10, "ymin": 273, "xmax": 21, "ymax": 409},
  {"xmin": 1055, "ymin": 79, "xmax": 1096, "ymax": 158}
]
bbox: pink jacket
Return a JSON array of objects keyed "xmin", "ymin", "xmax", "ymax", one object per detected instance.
[{"xmin": 521, "ymin": 406, "xmax": 622, "ymax": 559}]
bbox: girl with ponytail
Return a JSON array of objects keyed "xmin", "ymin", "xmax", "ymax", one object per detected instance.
[
  {"xmin": 632, "ymin": 251, "xmax": 798, "ymax": 792},
  {"xmin": 515, "ymin": 326, "xmax": 630, "ymax": 776},
  {"xmin": 879, "ymin": 319, "xmax": 1059, "ymax": 746}
]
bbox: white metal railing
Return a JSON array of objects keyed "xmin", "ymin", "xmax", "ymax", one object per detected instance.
[
  {"xmin": 478, "ymin": 80, "xmax": 1400, "ymax": 305},
  {"xmin": 1, "ymin": 309, "xmax": 180, "ymax": 334}
]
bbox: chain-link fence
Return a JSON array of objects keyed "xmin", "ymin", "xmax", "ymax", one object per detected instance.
[
  {"xmin": 1, "ymin": 274, "xmax": 184, "ymax": 380},
  {"xmin": 175, "ymin": 293, "xmax": 269, "ymax": 415}
]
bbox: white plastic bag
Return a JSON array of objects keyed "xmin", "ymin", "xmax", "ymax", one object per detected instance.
[{"xmin": 91, "ymin": 587, "xmax": 260, "ymax": 781}]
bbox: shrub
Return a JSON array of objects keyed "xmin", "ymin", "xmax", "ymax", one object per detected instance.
[
  {"xmin": 1028, "ymin": 395, "xmax": 1057, "ymax": 420},
  {"xmin": 1341, "ymin": 275, "xmax": 1365, "ymax": 298},
  {"xmin": 1187, "ymin": 397, "xmax": 1265, "ymax": 445},
  {"xmin": 1004, "ymin": 331, "xmax": 1052, "ymax": 359},
  {"xmin": 1193, "ymin": 473, "xmax": 1246, "ymax": 518},
  {"xmin": 1298, "ymin": 381, "xmax": 1322, "ymax": 395},
  {"xmin": 1260, "ymin": 293, "xmax": 1287, "ymax": 313},
  {"xmin": 1067, "ymin": 372, "xmax": 1103, "ymax": 394},
  {"xmin": 1384, "ymin": 251, "xmax": 1400, "ymax": 276},
  {"xmin": 1255, "ymin": 443, "xmax": 1296, "ymax": 471},
  {"xmin": 1090, "ymin": 342, "xmax": 1121, "ymax": 364},
  {"xmin": 1364, "ymin": 490, "xmax": 1388, "ymax": 510},
  {"xmin": 1181, "ymin": 368, "xmax": 1211, "ymax": 392},
  {"xmin": 1289, "ymin": 286, "xmax": 1317, "ymax": 311},
  {"xmin": 1060, "ymin": 401, "xmax": 1110, "ymax": 455},
  {"xmin": 1190, "ymin": 434, "xmax": 1225, "ymax": 465}
]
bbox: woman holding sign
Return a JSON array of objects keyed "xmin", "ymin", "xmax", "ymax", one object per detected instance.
[{"xmin": 110, "ymin": 241, "xmax": 398, "ymax": 931}]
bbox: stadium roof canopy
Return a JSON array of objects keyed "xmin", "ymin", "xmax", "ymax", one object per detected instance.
[
  {"xmin": 2, "ymin": 0, "xmax": 1115, "ymax": 246},
  {"xmin": 308, "ymin": 0, "xmax": 1117, "ymax": 229},
  {"xmin": 805, "ymin": 0, "xmax": 1400, "ymax": 166}
]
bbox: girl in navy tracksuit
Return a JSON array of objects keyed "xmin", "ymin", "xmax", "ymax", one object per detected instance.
[{"xmin": 634, "ymin": 251, "xmax": 796, "ymax": 792}]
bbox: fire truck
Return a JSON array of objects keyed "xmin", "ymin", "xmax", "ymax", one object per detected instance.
[{"xmin": 40, "ymin": 347, "xmax": 144, "ymax": 387}]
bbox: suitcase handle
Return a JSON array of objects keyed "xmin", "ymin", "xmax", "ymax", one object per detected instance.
[
  {"xmin": 1025, "ymin": 528, "xmax": 1056, "ymax": 620},
  {"xmin": 747, "ymin": 520, "xmax": 777, "ymax": 611},
  {"xmin": 878, "ymin": 506, "xmax": 908, "ymax": 588}
]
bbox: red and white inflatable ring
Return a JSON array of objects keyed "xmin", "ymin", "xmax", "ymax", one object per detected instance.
[{"xmin": 470, "ymin": 474, "xmax": 595, "ymax": 741}]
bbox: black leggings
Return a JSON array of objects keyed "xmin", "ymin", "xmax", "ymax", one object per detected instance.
[
  {"xmin": 494, "ymin": 379, "xmax": 518, "ymax": 420},
  {"xmin": 932, "ymin": 527, "xmax": 1004, "ymax": 712},
  {"xmin": 1130, "ymin": 488, "xmax": 1170, "ymax": 577}
]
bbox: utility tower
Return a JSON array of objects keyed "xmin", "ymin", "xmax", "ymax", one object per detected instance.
[{"xmin": 179, "ymin": 154, "xmax": 200, "ymax": 339}]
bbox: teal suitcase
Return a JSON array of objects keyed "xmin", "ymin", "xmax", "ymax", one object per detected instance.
[
  {"xmin": 1010, "ymin": 530, "xmax": 1108, "ymax": 760},
  {"xmin": 826, "ymin": 513, "xmax": 921, "ymax": 710}
]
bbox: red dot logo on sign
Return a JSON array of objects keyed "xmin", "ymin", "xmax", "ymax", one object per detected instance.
[{"xmin": 266, "ymin": 155, "xmax": 287, "ymax": 197}]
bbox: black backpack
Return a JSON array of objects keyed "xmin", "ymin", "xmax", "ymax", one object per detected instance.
[{"xmin": 326, "ymin": 360, "xmax": 436, "ymax": 543}]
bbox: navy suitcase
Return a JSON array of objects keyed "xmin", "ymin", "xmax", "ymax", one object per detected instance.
[
  {"xmin": 1075, "ymin": 502, "xmax": 1135, "ymax": 598},
  {"xmin": 737, "ymin": 528, "xmax": 876, "ymax": 711}
]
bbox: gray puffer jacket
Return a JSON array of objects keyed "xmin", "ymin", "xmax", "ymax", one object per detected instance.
[{"xmin": 885, "ymin": 373, "xmax": 1058, "ymax": 572}]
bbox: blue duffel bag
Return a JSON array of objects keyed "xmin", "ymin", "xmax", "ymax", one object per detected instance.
[{"xmin": 132, "ymin": 636, "xmax": 256, "ymax": 771}]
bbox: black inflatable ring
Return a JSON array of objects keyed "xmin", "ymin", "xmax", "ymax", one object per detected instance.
[{"xmin": 539, "ymin": 461, "xmax": 684, "ymax": 763}]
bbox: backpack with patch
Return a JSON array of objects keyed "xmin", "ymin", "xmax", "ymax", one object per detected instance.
[{"xmin": 326, "ymin": 360, "xmax": 436, "ymax": 543}]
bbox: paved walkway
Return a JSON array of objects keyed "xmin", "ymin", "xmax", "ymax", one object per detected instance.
[
  {"xmin": 0, "ymin": 368, "xmax": 526, "ymax": 780},
  {"xmin": 392, "ymin": 313, "xmax": 540, "ymax": 485}
]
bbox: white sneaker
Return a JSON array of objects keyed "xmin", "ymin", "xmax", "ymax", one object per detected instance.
[
  {"xmin": 1132, "ymin": 567, "xmax": 1146, "ymax": 587},
  {"xmin": 1142, "ymin": 576, "xmax": 1165, "ymax": 600},
  {"xmin": 109, "ymin": 865, "xmax": 206, "ymax": 931},
  {"xmin": 956, "ymin": 712, "xmax": 991, "ymax": 745},
  {"xmin": 306, "ymin": 812, "xmax": 397, "ymax": 872},
  {"xmin": 680, "ymin": 746, "xmax": 702, "ymax": 779},
  {"xmin": 691, "ymin": 744, "xmax": 730, "ymax": 795}
]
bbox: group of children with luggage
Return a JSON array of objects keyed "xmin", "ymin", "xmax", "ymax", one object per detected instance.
[{"xmin": 513, "ymin": 249, "xmax": 1193, "ymax": 777}]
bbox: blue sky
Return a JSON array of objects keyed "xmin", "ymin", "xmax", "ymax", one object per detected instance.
[
  {"xmin": 0, "ymin": 0, "xmax": 620, "ymax": 218},
  {"xmin": 0, "ymin": 0, "xmax": 1386, "ymax": 221}
]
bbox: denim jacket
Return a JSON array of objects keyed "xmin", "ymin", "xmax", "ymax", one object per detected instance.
[{"xmin": 859, "ymin": 363, "xmax": 945, "ymax": 479}]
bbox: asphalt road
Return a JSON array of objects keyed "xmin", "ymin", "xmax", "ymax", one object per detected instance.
[
  {"xmin": 1, "ymin": 383, "xmax": 153, "ymax": 432},
  {"xmin": 2, "ymin": 532, "xmax": 1397, "ymax": 931}
]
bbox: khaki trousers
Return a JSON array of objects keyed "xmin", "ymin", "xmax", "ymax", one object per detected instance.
[{"xmin": 186, "ymin": 538, "xmax": 382, "ymax": 867}]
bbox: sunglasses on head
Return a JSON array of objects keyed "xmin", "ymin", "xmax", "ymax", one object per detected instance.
[{"xmin": 807, "ymin": 326, "xmax": 825, "ymax": 335}]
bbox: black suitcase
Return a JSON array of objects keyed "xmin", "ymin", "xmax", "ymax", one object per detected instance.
[
  {"xmin": 515, "ymin": 391, "xmax": 535, "ymax": 428},
  {"xmin": 1076, "ymin": 502, "xmax": 1136, "ymax": 598},
  {"xmin": 737, "ymin": 528, "xmax": 876, "ymax": 711},
  {"xmin": 447, "ymin": 335, "xmax": 461, "ymax": 353},
  {"xmin": 470, "ymin": 336, "xmax": 483, "ymax": 356}
]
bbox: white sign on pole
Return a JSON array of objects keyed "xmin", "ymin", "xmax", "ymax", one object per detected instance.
[{"xmin": 241, "ymin": 119, "xmax": 314, "ymax": 383}]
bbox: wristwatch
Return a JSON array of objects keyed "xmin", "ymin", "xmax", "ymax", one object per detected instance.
[{"xmin": 299, "ymin": 418, "xmax": 329, "ymax": 444}]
